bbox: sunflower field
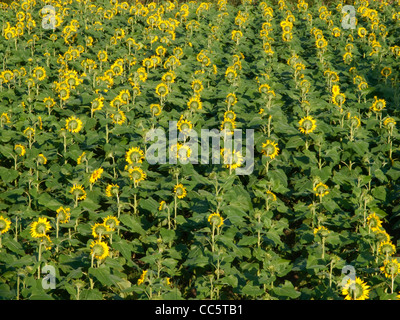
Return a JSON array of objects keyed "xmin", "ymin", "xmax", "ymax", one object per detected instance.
[{"xmin": 0, "ymin": 0, "xmax": 399, "ymax": 301}]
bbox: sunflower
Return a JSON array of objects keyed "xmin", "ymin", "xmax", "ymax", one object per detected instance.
[
  {"xmin": 125, "ymin": 146, "xmax": 145, "ymax": 164},
  {"xmin": 187, "ymin": 95, "xmax": 202, "ymax": 110},
  {"xmin": 155, "ymin": 83, "xmax": 169, "ymax": 97},
  {"xmin": 77, "ymin": 152, "xmax": 86, "ymax": 165},
  {"xmin": 177, "ymin": 117, "xmax": 193, "ymax": 135},
  {"xmin": 261, "ymin": 140, "xmax": 279, "ymax": 159},
  {"xmin": 208, "ymin": 212, "xmax": 224, "ymax": 228},
  {"xmin": 379, "ymin": 240, "xmax": 396, "ymax": 257},
  {"xmin": 103, "ymin": 216, "xmax": 120, "ymax": 231},
  {"xmin": 70, "ymin": 184, "xmax": 87, "ymax": 201},
  {"xmin": 332, "ymin": 92, "xmax": 346, "ymax": 107},
  {"xmin": 370, "ymin": 96, "xmax": 386, "ymax": 112},
  {"xmin": 0, "ymin": 216, "xmax": 11, "ymax": 234},
  {"xmin": 150, "ymin": 103, "xmax": 162, "ymax": 116},
  {"xmin": 191, "ymin": 79, "xmax": 204, "ymax": 94},
  {"xmin": 110, "ymin": 110, "xmax": 126, "ymax": 125},
  {"xmin": 266, "ymin": 190, "xmax": 277, "ymax": 202},
  {"xmin": 222, "ymin": 149, "xmax": 244, "ymax": 170},
  {"xmin": 43, "ymin": 97, "xmax": 56, "ymax": 110},
  {"xmin": 14, "ymin": 144, "xmax": 26, "ymax": 157},
  {"xmin": 366, "ymin": 212, "xmax": 383, "ymax": 232},
  {"xmin": 128, "ymin": 166, "xmax": 147, "ymax": 183},
  {"xmin": 313, "ymin": 182, "xmax": 329, "ymax": 197},
  {"xmin": 90, "ymin": 168, "xmax": 104, "ymax": 184},
  {"xmin": 32, "ymin": 66, "xmax": 47, "ymax": 81},
  {"xmin": 91, "ymin": 97, "xmax": 104, "ymax": 113},
  {"xmin": 174, "ymin": 183, "xmax": 187, "ymax": 199},
  {"xmin": 23, "ymin": 127, "xmax": 35, "ymax": 138},
  {"xmin": 137, "ymin": 270, "xmax": 148, "ymax": 285},
  {"xmin": 313, "ymin": 225, "xmax": 330, "ymax": 237},
  {"xmin": 56, "ymin": 206, "xmax": 71, "ymax": 224},
  {"xmin": 65, "ymin": 116, "xmax": 83, "ymax": 133},
  {"xmin": 0, "ymin": 112, "xmax": 10, "ymax": 124},
  {"xmin": 383, "ymin": 117, "xmax": 396, "ymax": 129},
  {"xmin": 90, "ymin": 240, "xmax": 109, "ymax": 260},
  {"xmin": 158, "ymin": 200, "xmax": 167, "ymax": 211},
  {"xmin": 105, "ymin": 183, "xmax": 119, "ymax": 198},
  {"xmin": 97, "ymin": 50, "xmax": 108, "ymax": 62},
  {"xmin": 220, "ymin": 118, "xmax": 236, "ymax": 133},
  {"xmin": 225, "ymin": 93, "xmax": 237, "ymax": 106},
  {"xmin": 91, "ymin": 222, "xmax": 111, "ymax": 239},
  {"xmin": 224, "ymin": 110, "xmax": 237, "ymax": 121},
  {"xmin": 298, "ymin": 116, "xmax": 317, "ymax": 134},
  {"xmin": 381, "ymin": 67, "xmax": 391, "ymax": 78},
  {"xmin": 30, "ymin": 217, "xmax": 51, "ymax": 238},
  {"xmin": 342, "ymin": 277, "xmax": 370, "ymax": 300},
  {"xmin": 380, "ymin": 258, "xmax": 400, "ymax": 278}
]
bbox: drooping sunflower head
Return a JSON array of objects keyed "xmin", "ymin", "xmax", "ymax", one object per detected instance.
[
  {"xmin": 56, "ymin": 206, "xmax": 71, "ymax": 224},
  {"xmin": 383, "ymin": 117, "xmax": 396, "ymax": 130},
  {"xmin": 187, "ymin": 95, "xmax": 202, "ymax": 110},
  {"xmin": 332, "ymin": 92, "xmax": 346, "ymax": 106},
  {"xmin": 137, "ymin": 270, "xmax": 148, "ymax": 285},
  {"xmin": 225, "ymin": 93, "xmax": 237, "ymax": 106},
  {"xmin": 220, "ymin": 118, "xmax": 236, "ymax": 133},
  {"xmin": 366, "ymin": 212, "xmax": 383, "ymax": 232},
  {"xmin": 125, "ymin": 146, "xmax": 145, "ymax": 164},
  {"xmin": 342, "ymin": 277, "xmax": 370, "ymax": 300},
  {"xmin": 313, "ymin": 225, "xmax": 330, "ymax": 237},
  {"xmin": 379, "ymin": 240, "xmax": 396, "ymax": 257},
  {"xmin": 110, "ymin": 110, "xmax": 126, "ymax": 125},
  {"xmin": 14, "ymin": 144, "xmax": 26, "ymax": 157},
  {"xmin": 261, "ymin": 140, "xmax": 279, "ymax": 159},
  {"xmin": 174, "ymin": 183, "xmax": 187, "ymax": 199},
  {"xmin": 380, "ymin": 258, "xmax": 400, "ymax": 278},
  {"xmin": 30, "ymin": 217, "xmax": 51, "ymax": 238},
  {"xmin": 177, "ymin": 118, "xmax": 193, "ymax": 134},
  {"xmin": 155, "ymin": 82, "xmax": 169, "ymax": 97},
  {"xmin": 128, "ymin": 166, "xmax": 147, "ymax": 183},
  {"xmin": 191, "ymin": 79, "xmax": 204, "ymax": 94},
  {"xmin": 313, "ymin": 182, "xmax": 329, "ymax": 197},
  {"xmin": 381, "ymin": 67, "xmax": 391, "ymax": 78},
  {"xmin": 208, "ymin": 212, "xmax": 224, "ymax": 228},
  {"xmin": 105, "ymin": 184, "xmax": 120, "ymax": 198},
  {"xmin": 370, "ymin": 96, "xmax": 386, "ymax": 112},
  {"xmin": 91, "ymin": 222, "xmax": 111, "ymax": 238},
  {"xmin": 266, "ymin": 190, "xmax": 277, "ymax": 202},
  {"xmin": 150, "ymin": 103, "xmax": 162, "ymax": 116},
  {"xmin": 65, "ymin": 116, "xmax": 83, "ymax": 133},
  {"xmin": 70, "ymin": 184, "xmax": 87, "ymax": 201},
  {"xmin": 0, "ymin": 216, "xmax": 11, "ymax": 234},
  {"xmin": 224, "ymin": 110, "xmax": 237, "ymax": 121},
  {"xmin": 90, "ymin": 240, "xmax": 109, "ymax": 260},
  {"xmin": 90, "ymin": 168, "xmax": 104, "ymax": 184},
  {"xmin": 103, "ymin": 216, "xmax": 120, "ymax": 231},
  {"xmin": 0, "ymin": 112, "xmax": 10, "ymax": 124},
  {"xmin": 298, "ymin": 116, "xmax": 317, "ymax": 134}
]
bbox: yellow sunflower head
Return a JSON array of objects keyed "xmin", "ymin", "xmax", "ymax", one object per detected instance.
[
  {"xmin": 65, "ymin": 116, "xmax": 83, "ymax": 133},
  {"xmin": 90, "ymin": 240, "xmax": 109, "ymax": 260},
  {"xmin": 261, "ymin": 140, "xmax": 279, "ymax": 159},
  {"xmin": 174, "ymin": 183, "xmax": 187, "ymax": 199},
  {"xmin": 298, "ymin": 116, "xmax": 317, "ymax": 134},
  {"xmin": 30, "ymin": 217, "xmax": 51, "ymax": 238},
  {"xmin": 342, "ymin": 277, "xmax": 370, "ymax": 300},
  {"xmin": 207, "ymin": 212, "xmax": 224, "ymax": 228},
  {"xmin": 0, "ymin": 216, "xmax": 11, "ymax": 234}
]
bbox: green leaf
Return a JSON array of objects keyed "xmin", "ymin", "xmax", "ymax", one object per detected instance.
[
  {"xmin": 89, "ymin": 266, "xmax": 114, "ymax": 287},
  {"xmin": 119, "ymin": 214, "xmax": 146, "ymax": 236},
  {"xmin": 272, "ymin": 280, "xmax": 301, "ymax": 299}
]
